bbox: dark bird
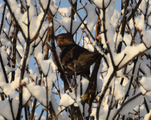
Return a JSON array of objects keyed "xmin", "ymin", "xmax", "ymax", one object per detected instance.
[{"xmin": 56, "ymin": 33, "xmax": 102, "ymax": 79}]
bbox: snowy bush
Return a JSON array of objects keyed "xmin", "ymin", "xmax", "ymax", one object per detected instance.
[{"xmin": 0, "ymin": 0, "xmax": 151, "ymax": 120}]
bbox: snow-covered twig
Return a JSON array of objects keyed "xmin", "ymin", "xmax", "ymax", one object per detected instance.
[
  {"xmin": 30, "ymin": 0, "xmax": 51, "ymax": 43},
  {"xmin": 4, "ymin": 0, "xmax": 27, "ymax": 40}
]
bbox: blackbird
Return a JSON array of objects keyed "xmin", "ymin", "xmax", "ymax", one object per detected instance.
[{"xmin": 56, "ymin": 33, "xmax": 102, "ymax": 79}]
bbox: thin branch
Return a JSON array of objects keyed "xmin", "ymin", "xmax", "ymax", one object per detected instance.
[
  {"xmin": 7, "ymin": 20, "xmax": 13, "ymax": 36},
  {"xmin": 8, "ymin": 97, "xmax": 15, "ymax": 120},
  {"xmin": 54, "ymin": 108, "xmax": 66, "ymax": 120},
  {"xmin": 68, "ymin": 0, "xmax": 94, "ymax": 40},
  {"xmin": 38, "ymin": 109, "xmax": 44, "ymax": 120},
  {"xmin": 0, "ymin": 3, "xmax": 6, "ymax": 35},
  {"xmin": 11, "ymin": 24, "xmax": 19, "ymax": 82},
  {"xmin": 127, "ymin": 0, "xmax": 142, "ymax": 21},
  {"xmin": 67, "ymin": 1, "xmax": 88, "ymax": 35},
  {"xmin": 117, "ymin": 53, "xmax": 127, "ymax": 67},
  {"xmin": 101, "ymin": 0, "xmax": 115, "ymax": 67},
  {"xmin": 24, "ymin": 105, "xmax": 28, "ymax": 120},
  {"xmin": 0, "ymin": 53, "xmax": 9, "ymax": 83},
  {"xmin": 144, "ymin": 97, "xmax": 149, "ymax": 113},
  {"xmin": 106, "ymin": 79, "xmax": 115, "ymax": 120},
  {"xmin": 26, "ymin": 4, "xmax": 30, "ymax": 41},
  {"xmin": 29, "ymin": 98, "xmax": 37, "ymax": 120},
  {"xmin": 116, "ymin": 0, "xmax": 130, "ymax": 53}
]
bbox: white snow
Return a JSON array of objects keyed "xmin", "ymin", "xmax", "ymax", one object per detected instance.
[
  {"xmin": 140, "ymin": 76, "xmax": 151, "ymax": 91},
  {"xmin": 0, "ymin": 47, "xmax": 8, "ymax": 66},
  {"xmin": 59, "ymin": 93, "xmax": 74, "ymax": 107},
  {"xmin": 83, "ymin": 37, "xmax": 95, "ymax": 52},
  {"xmin": 114, "ymin": 80, "xmax": 125, "ymax": 100},
  {"xmin": 22, "ymin": 87, "xmax": 31, "ymax": 105},
  {"xmin": 0, "ymin": 99, "xmax": 19, "ymax": 120},
  {"xmin": 114, "ymin": 44, "xmax": 147, "ymax": 69},
  {"xmin": 27, "ymin": 83, "xmax": 51, "ymax": 106},
  {"xmin": 58, "ymin": 7, "xmax": 71, "ymax": 17},
  {"xmin": 120, "ymin": 93, "xmax": 144, "ymax": 115},
  {"xmin": 98, "ymin": 104, "xmax": 117, "ymax": 120},
  {"xmin": 144, "ymin": 110, "xmax": 151, "ymax": 120},
  {"xmin": 80, "ymin": 78, "xmax": 89, "ymax": 94},
  {"xmin": 85, "ymin": 4, "xmax": 96, "ymax": 32},
  {"xmin": 93, "ymin": 0, "xmax": 111, "ymax": 9},
  {"xmin": 2, "ymin": 0, "xmax": 151, "ymax": 119},
  {"xmin": 58, "ymin": 17, "xmax": 80, "ymax": 34}
]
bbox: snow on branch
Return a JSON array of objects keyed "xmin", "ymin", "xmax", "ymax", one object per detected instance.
[{"xmin": 1, "ymin": 0, "xmax": 151, "ymax": 120}]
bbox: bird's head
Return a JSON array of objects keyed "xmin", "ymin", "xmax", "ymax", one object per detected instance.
[{"xmin": 56, "ymin": 33, "xmax": 75, "ymax": 46}]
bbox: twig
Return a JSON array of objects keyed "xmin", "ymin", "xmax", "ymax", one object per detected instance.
[
  {"xmin": 117, "ymin": 54, "xmax": 127, "ymax": 67},
  {"xmin": 11, "ymin": 24, "xmax": 19, "ymax": 82},
  {"xmin": 44, "ymin": 63, "xmax": 51, "ymax": 120},
  {"xmin": 24, "ymin": 105, "xmax": 28, "ymax": 120},
  {"xmin": 70, "ymin": 1, "xmax": 77, "ymax": 34},
  {"xmin": 68, "ymin": 0, "xmax": 94, "ymax": 40},
  {"xmin": 127, "ymin": 0, "xmax": 142, "ymax": 21},
  {"xmin": 106, "ymin": 80, "xmax": 115, "ymax": 120},
  {"xmin": 0, "ymin": 3, "xmax": 6, "ymax": 35},
  {"xmin": 29, "ymin": 98, "xmax": 37, "ymax": 120},
  {"xmin": 7, "ymin": 20, "xmax": 13, "ymax": 36},
  {"xmin": 0, "ymin": 52, "xmax": 9, "ymax": 83},
  {"xmin": 26, "ymin": 4, "xmax": 30, "ymax": 41},
  {"xmin": 8, "ymin": 96, "xmax": 15, "ymax": 120},
  {"xmin": 68, "ymin": 0, "xmax": 88, "ymax": 35},
  {"xmin": 116, "ymin": 0, "xmax": 130, "ymax": 53},
  {"xmin": 102, "ymin": 0, "xmax": 115, "ymax": 67},
  {"xmin": 144, "ymin": 97, "xmax": 149, "ymax": 113},
  {"xmin": 54, "ymin": 108, "xmax": 66, "ymax": 120},
  {"xmin": 38, "ymin": 109, "xmax": 44, "ymax": 120}
]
